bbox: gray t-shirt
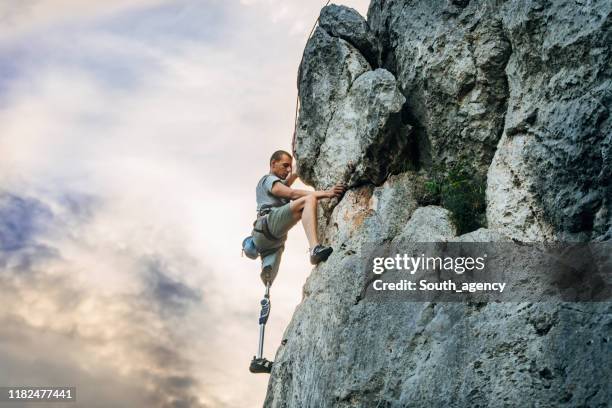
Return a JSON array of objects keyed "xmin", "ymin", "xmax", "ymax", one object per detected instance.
[{"xmin": 256, "ymin": 174, "xmax": 289, "ymax": 212}]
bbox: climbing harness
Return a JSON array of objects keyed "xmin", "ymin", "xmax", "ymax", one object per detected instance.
[{"xmin": 242, "ymin": 214, "xmax": 285, "ymax": 259}]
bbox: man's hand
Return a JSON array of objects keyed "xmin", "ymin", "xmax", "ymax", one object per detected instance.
[
  {"xmin": 271, "ymin": 179, "xmax": 346, "ymax": 201},
  {"xmin": 285, "ymin": 160, "xmax": 299, "ymax": 187},
  {"xmin": 326, "ymin": 182, "xmax": 346, "ymax": 198}
]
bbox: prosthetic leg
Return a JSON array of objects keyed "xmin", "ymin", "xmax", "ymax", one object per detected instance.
[{"xmin": 249, "ymin": 281, "xmax": 273, "ymax": 373}]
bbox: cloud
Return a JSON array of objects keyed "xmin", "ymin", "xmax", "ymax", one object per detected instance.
[
  {"xmin": 0, "ymin": 0, "xmax": 372, "ymax": 406},
  {"xmin": 0, "ymin": 193, "xmax": 54, "ymax": 250},
  {"xmin": 143, "ymin": 256, "xmax": 203, "ymax": 316},
  {"xmin": 0, "ymin": 0, "xmax": 169, "ymax": 41},
  {"xmin": 0, "ymin": 193, "xmax": 61, "ymax": 273},
  {"xmin": 0, "ymin": 190, "xmax": 212, "ymax": 407},
  {"xmin": 0, "ymin": 318, "xmax": 159, "ymax": 408},
  {"xmin": 238, "ymin": 0, "xmax": 371, "ymax": 35}
]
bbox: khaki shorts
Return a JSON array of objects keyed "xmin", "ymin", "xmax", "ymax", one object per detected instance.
[{"xmin": 252, "ymin": 202, "xmax": 297, "ymax": 252}]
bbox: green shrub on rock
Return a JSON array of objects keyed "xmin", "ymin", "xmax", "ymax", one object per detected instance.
[{"xmin": 417, "ymin": 162, "xmax": 486, "ymax": 235}]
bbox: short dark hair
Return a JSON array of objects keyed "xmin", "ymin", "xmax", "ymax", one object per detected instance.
[{"xmin": 269, "ymin": 150, "xmax": 292, "ymax": 166}]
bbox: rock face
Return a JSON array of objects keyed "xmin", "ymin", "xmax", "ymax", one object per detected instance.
[
  {"xmin": 295, "ymin": 12, "xmax": 415, "ymax": 190},
  {"xmin": 313, "ymin": 68, "xmax": 406, "ymax": 189},
  {"xmin": 294, "ymin": 26, "xmax": 371, "ymax": 185},
  {"xmin": 318, "ymin": 4, "xmax": 379, "ymax": 67},
  {"xmin": 486, "ymin": 0, "xmax": 612, "ymax": 242},
  {"xmin": 367, "ymin": 1, "xmax": 512, "ymax": 176},
  {"xmin": 266, "ymin": 1, "xmax": 611, "ymax": 407}
]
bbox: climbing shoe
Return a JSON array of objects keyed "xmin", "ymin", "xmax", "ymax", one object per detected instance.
[
  {"xmin": 249, "ymin": 357, "xmax": 273, "ymax": 374},
  {"xmin": 310, "ymin": 244, "xmax": 333, "ymax": 265}
]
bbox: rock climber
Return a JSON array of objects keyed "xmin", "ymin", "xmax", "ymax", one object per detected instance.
[{"xmin": 252, "ymin": 149, "xmax": 346, "ymax": 283}]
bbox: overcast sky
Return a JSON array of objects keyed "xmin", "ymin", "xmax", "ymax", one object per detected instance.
[{"xmin": 0, "ymin": 1, "xmax": 369, "ymax": 407}]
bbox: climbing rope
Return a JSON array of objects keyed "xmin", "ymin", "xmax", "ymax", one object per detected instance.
[{"xmin": 291, "ymin": 0, "xmax": 332, "ymax": 155}]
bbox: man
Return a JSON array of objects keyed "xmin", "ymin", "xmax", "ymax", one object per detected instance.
[
  {"xmin": 248, "ymin": 150, "xmax": 345, "ymax": 375},
  {"xmin": 252, "ymin": 150, "xmax": 345, "ymax": 283}
]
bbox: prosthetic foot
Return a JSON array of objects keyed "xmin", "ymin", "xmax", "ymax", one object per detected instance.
[
  {"xmin": 249, "ymin": 357, "xmax": 273, "ymax": 374},
  {"xmin": 249, "ymin": 282, "xmax": 273, "ymax": 374}
]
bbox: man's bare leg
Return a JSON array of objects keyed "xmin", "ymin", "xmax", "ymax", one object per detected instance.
[
  {"xmin": 289, "ymin": 194, "xmax": 335, "ymax": 265},
  {"xmin": 301, "ymin": 195, "xmax": 319, "ymax": 249},
  {"xmin": 290, "ymin": 195, "xmax": 318, "ymax": 249}
]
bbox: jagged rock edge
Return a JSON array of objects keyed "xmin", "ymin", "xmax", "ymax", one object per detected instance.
[{"xmin": 297, "ymin": 32, "xmax": 374, "ymax": 188}]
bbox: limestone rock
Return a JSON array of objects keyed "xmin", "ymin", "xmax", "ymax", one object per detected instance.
[
  {"xmin": 266, "ymin": 1, "xmax": 612, "ymax": 406},
  {"xmin": 266, "ymin": 229, "xmax": 611, "ymax": 407},
  {"xmin": 367, "ymin": 1, "xmax": 511, "ymax": 176},
  {"xmin": 366, "ymin": 172, "xmax": 420, "ymax": 240},
  {"xmin": 294, "ymin": 27, "xmax": 371, "ymax": 185},
  {"xmin": 366, "ymin": 0, "xmax": 611, "ymax": 240},
  {"xmin": 450, "ymin": 227, "xmax": 508, "ymax": 243},
  {"xmin": 319, "ymin": 4, "xmax": 379, "ymax": 67},
  {"xmin": 320, "ymin": 171, "xmax": 421, "ymax": 252},
  {"xmin": 486, "ymin": 133, "xmax": 557, "ymax": 242},
  {"xmin": 397, "ymin": 205, "xmax": 457, "ymax": 242},
  {"xmin": 313, "ymin": 68, "xmax": 406, "ymax": 189},
  {"xmin": 493, "ymin": 0, "xmax": 612, "ymax": 241}
]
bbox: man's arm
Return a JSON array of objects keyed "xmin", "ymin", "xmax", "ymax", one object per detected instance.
[
  {"xmin": 285, "ymin": 172, "xmax": 299, "ymax": 187},
  {"xmin": 271, "ymin": 181, "xmax": 345, "ymax": 201},
  {"xmin": 285, "ymin": 159, "xmax": 299, "ymax": 186}
]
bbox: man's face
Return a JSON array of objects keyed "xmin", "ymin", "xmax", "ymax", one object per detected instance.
[{"xmin": 270, "ymin": 154, "xmax": 292, "ymax": 179}]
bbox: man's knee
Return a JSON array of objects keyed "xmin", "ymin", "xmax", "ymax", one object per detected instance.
[
  {"xmin": 292, "ymin": 195, "xmax": 315, "ymax": 210},
  {"xmin": 290, "ymin": 195, "xmax": 317, "ymax": 218},
  {"xmin": 304, "ymin": 194, "xmax": 317, "ymax": 206},
  {"xmin": 290, "ymin": 197, "xmax": 306, "ymax": 216}
]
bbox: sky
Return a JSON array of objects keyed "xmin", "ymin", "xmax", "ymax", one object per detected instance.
[{"xmin": 0, "ymin": 0, "xmax": 370, "ymax": 407}]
